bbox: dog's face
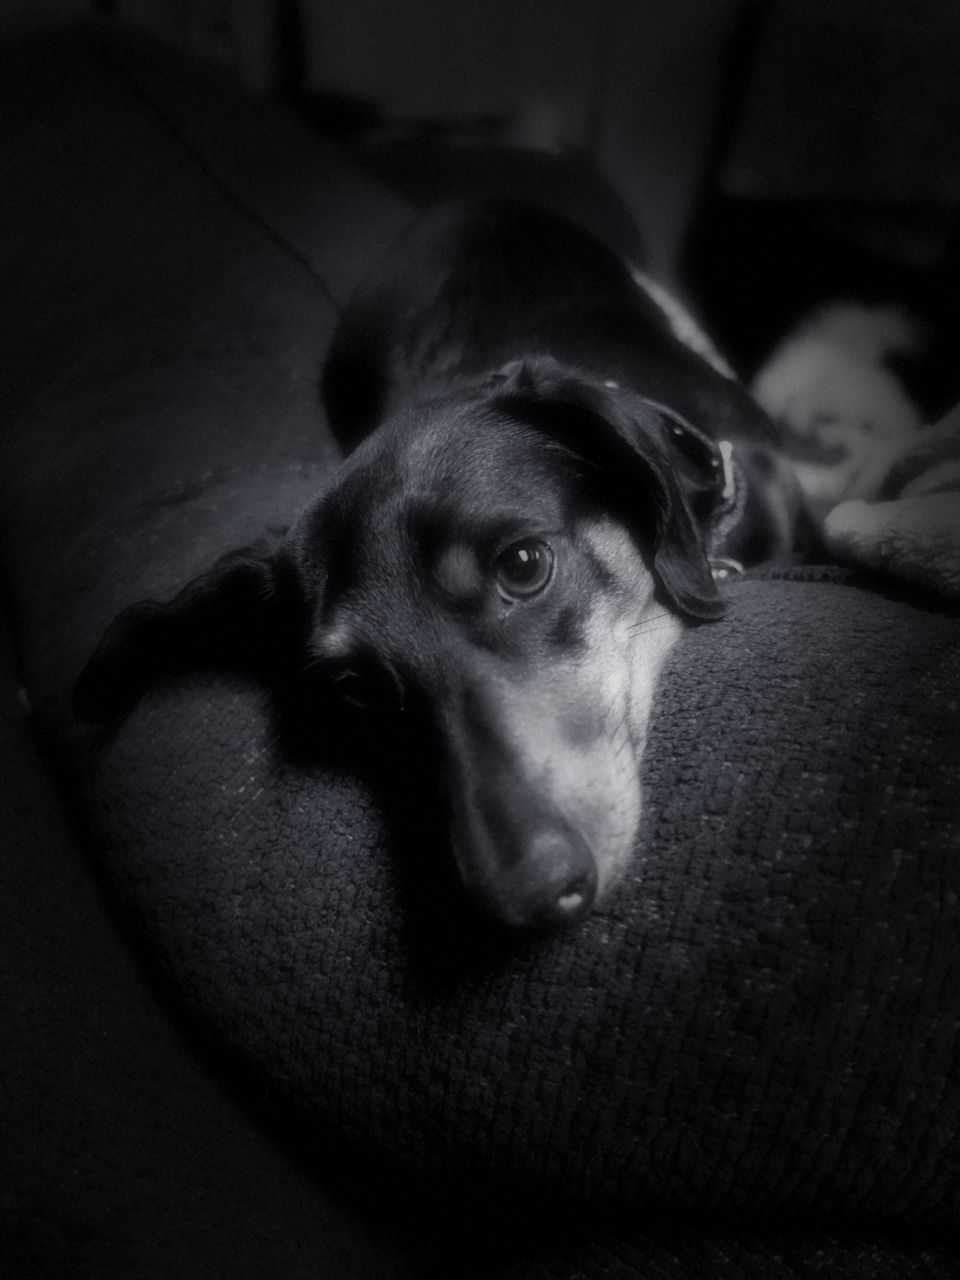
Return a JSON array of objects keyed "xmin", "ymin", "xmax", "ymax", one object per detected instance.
[
  {"xmin": 288, "ymin": 365, "xmax": 723, "ymax": 928},
  {"xmin": 75, "ymin": 363, "xmax": 724, "ymax": 931}
]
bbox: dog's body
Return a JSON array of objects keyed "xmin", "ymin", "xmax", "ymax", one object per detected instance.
[
  {"xmin": 322, "ymin": 202, "xmax": 804, "ymax": 569},
  {"xmin": 76, "ymin": 201, "xmax": 808, "ymax": 930}
]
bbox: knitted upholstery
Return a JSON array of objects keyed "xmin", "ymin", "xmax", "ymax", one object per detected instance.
[{"xmin": 71, "ymin": 575, "xmax": 960, "ymax": 1223}]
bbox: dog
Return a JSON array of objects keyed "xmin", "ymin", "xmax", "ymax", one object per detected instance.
[{"xmin": 75, "ymin": 200, "xmax": 808, "ymax": 930}]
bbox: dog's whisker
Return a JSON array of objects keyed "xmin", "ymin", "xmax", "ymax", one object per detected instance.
[
  {"xmin": 598, "ymin": 692, "xmax": 621, "ymax": 737},
  {"xmin": 628, "ymin": 621, "xmax": 676, "ymax": 639},
  {"xmin": 627, "ymin": 610, "xmax": 672, "ymax": 637}
]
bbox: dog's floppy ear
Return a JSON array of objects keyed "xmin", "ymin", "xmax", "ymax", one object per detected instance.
[
  {"xmin": 73, "ymin": 538, "xmax": 305, "ymax": 723},
  {"xmin": 490, "ymin": 358, "xmax": 725, "ymax": 621}
]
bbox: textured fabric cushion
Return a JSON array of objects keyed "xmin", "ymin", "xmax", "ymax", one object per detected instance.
[
  {"xmin": 70, "ymin": 575, "xmax": 960, "ymax": 1226},
  {"xmin": 3, "ymin": 24, "xmax": 960, "ymax": 1253}
]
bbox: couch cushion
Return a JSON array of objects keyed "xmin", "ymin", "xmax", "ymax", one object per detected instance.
[
  {"xmin": 70, "ymin": 573, "xmax": 960, "ymax": 1227},
  {"xmin": 2, "ymin": 25, "xmax": 959, "ymax": 1240}
]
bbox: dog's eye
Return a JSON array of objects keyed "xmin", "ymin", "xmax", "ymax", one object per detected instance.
[
  {"xmin": 330, "ymin": 668, "xmax": 371, "ymax": 711},
  {"xmin": 494, "ymin": 538, "xmax": 554, "ymax": 601}
]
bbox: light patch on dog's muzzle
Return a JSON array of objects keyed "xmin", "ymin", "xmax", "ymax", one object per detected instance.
[{"xmin": 444, "ymin": 516, "xmax": 683, "ymax": 928}]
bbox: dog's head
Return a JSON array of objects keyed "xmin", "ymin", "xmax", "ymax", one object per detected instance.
[{"xmin": 76, "ymin": 359, "xmax": 725, "ymax": 930}]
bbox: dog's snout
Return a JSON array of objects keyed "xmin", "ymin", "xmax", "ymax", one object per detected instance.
[{"xmin": 512, "ymin": 829, "xmax": 598, "ymax": 929}]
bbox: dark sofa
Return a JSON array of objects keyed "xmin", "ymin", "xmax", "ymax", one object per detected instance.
[{"xmin": 2, "ymin": 25, "xmax": 959, "ymax": 1278}]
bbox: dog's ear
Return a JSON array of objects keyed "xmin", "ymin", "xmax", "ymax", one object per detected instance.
[
  {"xmin": 73, "ymin": 538, "xmax": 305, "ymax": 723},
  {"xmin": 490, "ymin": 357, "xmax": 725, "ymax": 621}
]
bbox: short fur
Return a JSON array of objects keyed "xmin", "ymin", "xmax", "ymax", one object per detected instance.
[{"xmin": 76, "ymin": 201, "xmax": 804, "ymax": 929}]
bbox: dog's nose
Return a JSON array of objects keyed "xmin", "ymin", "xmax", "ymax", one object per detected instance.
[{"xmin": 514, "ymin": 829, "xmax": 598, "ymax": 929}]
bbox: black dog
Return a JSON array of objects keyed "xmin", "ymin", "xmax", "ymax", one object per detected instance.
[{"xmin": 76, "ymin": 201, "xmax": 807, "ymax": 930}]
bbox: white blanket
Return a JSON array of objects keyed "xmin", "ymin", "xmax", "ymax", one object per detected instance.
[
  {"xmin": 753, "ymin": 305, "xmax": 960, "ymax": 600},
  {"xmin": 823, "ymin": 404, "xmax": 960, "ymax": 599}
]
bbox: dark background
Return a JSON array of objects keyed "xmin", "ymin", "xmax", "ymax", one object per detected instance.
[{"xmin": 6, "ymin": 0, "xmax": 959, "ymax": 411}]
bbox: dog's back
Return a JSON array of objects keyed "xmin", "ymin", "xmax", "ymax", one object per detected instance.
[
  {"xmin": 323, "ymin": 200, "xmax": 807, "ymax": 567},
  {"xmin": 323, "ymin": 201, "xmax": 772, "ymax": 451}
]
